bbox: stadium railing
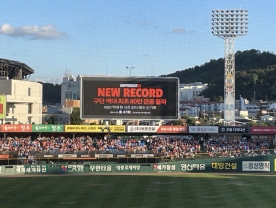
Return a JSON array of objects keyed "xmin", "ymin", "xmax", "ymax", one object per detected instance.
[{"xmin": 0, "ymin": 149, "xmax": 275, "ymax": 166}]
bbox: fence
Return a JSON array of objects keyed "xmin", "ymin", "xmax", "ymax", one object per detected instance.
[
  {"xmin": 1, "ymin": 149, "xmax": 275, "ymax": 166},
  {"xmin": 0, "ymin": 155, "xmax": 276, "ymax": 176}
]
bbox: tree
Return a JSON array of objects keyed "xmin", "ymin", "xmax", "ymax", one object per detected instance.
[
  {"xmin": 70, "ymin": 107, "xmax": 84, "ymax": 124},
  {"xmin": 40, "ymin": 82, "xmax": 61, "ymax": 105},
  {"xmin": 46, "ymin": 116, "xmax": 56, "ymax": 124},
  {"xmin": 168, "ymin": 119, "xmax": 183, "ymax": 126},
  {"xmin": 248, "ymin": 120, "xmax": 258, "ymax": 126},
  {"xmin": 213, "ymin": 95, "xmax": 223, "ymax": 102},
  {"xmin": 182, "ymin": 115, "xmax": 196, "ymax": 126}
]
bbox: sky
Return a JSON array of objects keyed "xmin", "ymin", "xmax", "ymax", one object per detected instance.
[{"xmin": 0, "ymin": 0, "xmax": 275, "ymax": 84}]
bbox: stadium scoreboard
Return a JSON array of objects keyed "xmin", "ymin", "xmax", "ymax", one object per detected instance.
[{"xmin": 80, "ymin": 76, "xmax": 179, "ymax": 120}]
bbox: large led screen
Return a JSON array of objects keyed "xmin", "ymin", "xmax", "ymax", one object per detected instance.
[{"xmin": 81, "ymin": 77, "xmax": 179, "ymax": 119}]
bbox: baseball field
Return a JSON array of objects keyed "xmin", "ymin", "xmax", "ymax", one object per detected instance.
[{"xmin": 0, "ymin": 173, "xmax": 275, "ymax": 208}]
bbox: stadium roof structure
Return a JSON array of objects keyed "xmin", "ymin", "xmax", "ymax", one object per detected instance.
[{"xmin": 0, "ymin": 58, "xmax": 34, "ymax": 80}]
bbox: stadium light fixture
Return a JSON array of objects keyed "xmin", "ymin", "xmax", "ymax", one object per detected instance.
[
  {"xmin": 212, "ymin": 9, "xmax": 248, "ymax": 126},
  {"xmin": 126, "ymin": 66, "xmax": 135, "ymax": 76}
]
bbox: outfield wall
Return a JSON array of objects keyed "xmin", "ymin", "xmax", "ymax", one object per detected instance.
[{"xmin": 1, "ymin": 155, "xmax": 276, "ymax": 176}]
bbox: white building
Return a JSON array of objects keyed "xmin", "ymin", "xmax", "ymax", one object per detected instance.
[
  {"xmin": 179, "ymin": 101, "xmax": 200, "ymax": 117},
  {"xmin": 238, "ymin": 96, "xmax": 260, "ymax": 112},
  {"xmin": 42, "ymin": 106, "xmax": 71, "ymax": 124},
  {"xmin": 260, "ymin": 115, "xmax": 275, "ymax": 122},
  {"xmin": 61, "ymin": 75, "xmax": 81, "ymax": 107},
  {"xmin": 179, "ymin": 82, "xmax": 218, "ymax": 117},
  {"xmin": 0, "ymin": 78, "xmax": 42, "ymax": 124},
  {"xmin": 179, "ymin": 82, "xmax": 208, "ymax": 101}
]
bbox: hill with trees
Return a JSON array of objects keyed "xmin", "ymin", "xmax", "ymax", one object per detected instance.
[
  {"xmin": 40, "ymin": 49, "xmax": 276, "ymax": 104},
  {"xmin": 40, "ymin": 82, "xmax": 61, "ymax": 105},
  {"xmin": 161, "ymin": 49, "xmax": 276, "ymax": 101}
]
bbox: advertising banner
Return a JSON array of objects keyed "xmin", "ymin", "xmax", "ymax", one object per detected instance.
[
  {"xmin": 115, "ymin": 164, "xmax": 141, "ymax": 172},
  {"xmin": 0, "ymin": 154, "xmax": 9, "ymax": 159},
  {"xmin": 156, "ymin": 126, "xmax": 187, "ymax": 133},
  {"xmin": 0, "ymin": 95, "xmax": 6, "ymax": 119},
  {"xmin": 90, "ymin": 165, "xmax": 112, "ymax": 172},
  {"xmin": 211, "ymin": 162, "xmax": 237, "ymax": 171},
  {"xmin": 0, "ymin": 124, "xmax": 32, "ymax": 132},
  {"xmin": 64, "ymin": 125, "xmax": 125, "ymax": 133},
  {"xmin": 242, "ymin": 161, "xmax": 270, "ymax": 171},
  {"xmin": 60, "ymin": 165, "xmax": 84, "ymax": 173},
  {"xmin": 16, "ymin": 165, "xmax": 48, "ymax": 174},
  {"xmin": 32, "ymin": 124, "xmax": 64, "ymax": 132},
  {"xmin": 58, "ymin": 154, "xmax": 77, "ymax": 158},
  {"xmin": 188, "ymin": 126, "xmax": 218, "ymax": 133},
  {"xmin": 126, "ymin": 125, "xmax": 187, "ymax": 133},
  {"xmin": 153, "ymin": 164, "xmax": 176, "ymax": 172},
  {"xmin": 219, "ymin": 126, "xmax": 249, "ymax": 133},
  {"xmin": 127, "ymin": 125, "xmax": 158, "ymax": 133},
  {"xmin": 180, "ymin": 163, "xmax": 206, "ymax": 171},
  {"xmin": 81, "ymin": 77, "xmax": 179, "ymax": 120},
  {"xmin": 250, "ymin": 127, "xmax": 276, "ymax": 134}
]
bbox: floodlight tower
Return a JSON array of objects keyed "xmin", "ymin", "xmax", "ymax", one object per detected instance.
[
  {"xmin": 126, "ymin": 66, "xmax": 135, "ymax": 76},
  {"xmin": 212, "ymin": 9, "xmax": 248, "ymax": 126}
]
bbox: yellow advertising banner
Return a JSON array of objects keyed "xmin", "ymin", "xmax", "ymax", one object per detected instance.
[
  {"xmin": 64, "ymin": 125, "xmax": 125, "ymax": 133},
  {"xmin": 0, "ymin": 95, "xmax": 6, "ymax": 119}
]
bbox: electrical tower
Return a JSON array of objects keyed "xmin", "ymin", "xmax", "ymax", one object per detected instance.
[{"xmin": 212, "ymin": 9, "xmax": 248, "ymax": 126}]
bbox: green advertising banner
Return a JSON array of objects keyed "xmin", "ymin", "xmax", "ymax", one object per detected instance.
[
  {"xmin": 32, "ymin": 124, "xmax": 64, "ymax": 132},
  {"xmin": 16, "ymin": 164, "xmax": 48, "ymax": 174},
  {"xmin": 90, "ymin": 164, "xmax": 112, "ymax": 172},
  {"xmin": 1, "ymin": 155, "xmax": 274, "ymax": 176},
  {"xmin": 60, "ymin": 164, "xmax": 84, "ymax": 173},
  {"xmin": 89, "ymin": 164, "xmax": 142, "ymax": 172}
]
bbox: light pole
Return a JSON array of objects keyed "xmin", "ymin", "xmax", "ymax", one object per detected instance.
[
  {"xmin": 212, "ymin": 9, "xmax": 248, "ymax": 126},
  {"xmin": 126, "ymin": 66, "xmax": 135, "ymax": 76}
]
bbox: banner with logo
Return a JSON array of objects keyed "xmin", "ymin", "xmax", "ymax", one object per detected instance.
[
  {"xmin": 32, "ymin": 124, "xmax": 64, "ymax": 132},
  {"xmin": 0, "ymin": 124, "xmax": 32, "ymax": 132},
  {"xmin": 156, "ymin": 126, "xmax": 187, "ymax": 133},
  {"xmin": 64, "ymin": 125, "xmax": 125, "ymax": 133},
  {"xmin": 127, "ymin": 125, "xmax": 158, "ymax": 133},
  {"xmin": 251, "ymin": 127, "xmax": 276, "ymax": 134},
  {"xmin": 126, "ymin": 125, "xmax": 187, "ymax": 133},
  {"xmin": 242, "ymin": 161, "xmax": 270, "ymax": 171},
  {"xmin": 219, "ymin": 126, "xmax": 249, "ymax": 133},
  {"xmin": 188, "ymin": 126, "xmax": 218, "ymax": 133}
]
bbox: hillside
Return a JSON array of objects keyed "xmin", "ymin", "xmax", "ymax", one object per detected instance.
[
  {"xmin": 40, "ymin": 49, "xmax": 276, "ymax": 104},
  {"xmin": 162, "ymin": 49, "xmax": 276, "ymax": 101},
  {"xmin": 40, "ymin": 82, "xmax": 61, "ymax": 105}
]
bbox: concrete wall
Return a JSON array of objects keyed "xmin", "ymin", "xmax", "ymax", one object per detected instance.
[{"xmin": 0, "ymin": 79, "xmax": 42, "ymax": 124}]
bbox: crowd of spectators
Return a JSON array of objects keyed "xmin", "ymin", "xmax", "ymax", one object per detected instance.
[
  {"xmin": 0, "ymin": 134, "xmax": 275, "ymax": 162},
  {"xmin": 203, "ymin": 136, "xmax": 275, "ymax": 157}
]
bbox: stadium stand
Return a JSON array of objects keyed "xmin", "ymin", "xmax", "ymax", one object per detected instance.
[{"xmin": 0, "ymin": 134, "xmax": 275, "ymax": 165}]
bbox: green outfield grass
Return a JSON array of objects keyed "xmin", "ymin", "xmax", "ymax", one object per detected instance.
[{"xmin": 0, "ymin": 173, "xmax": 276, "ymax": 208}]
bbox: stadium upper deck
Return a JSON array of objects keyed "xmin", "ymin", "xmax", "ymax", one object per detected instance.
[{"xmin": 0, "ymin": 58, "xmax": 34, "ymax": 80}]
